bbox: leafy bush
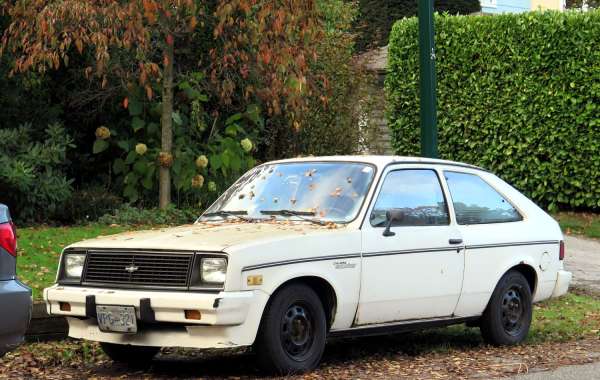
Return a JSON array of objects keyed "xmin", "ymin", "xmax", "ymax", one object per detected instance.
[
  {"xmin": 98, "ymin": 205, "xmax": 201, "ymax": 226},
  {"xmin": 0, "ymin": 124, "xmax": 74, "ymax": 221},
  {"xmin": 265, "ymin": 0, "xmax": 378, "ymax": 157},
  {"xmin": 355, "ymin": 0, "xmax": 481, "ymax": 51},
  {"xmin": 386, "ymin": 11, "xmax": 600, "ymax": 211},
  {"xmin": 92, "ymin": 75, "xmax": 259, "ymax": 208}
]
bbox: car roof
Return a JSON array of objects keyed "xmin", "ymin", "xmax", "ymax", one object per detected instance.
[{"xmin": 268, "ymin": 155, "xmax": 487, "ymax": 172}]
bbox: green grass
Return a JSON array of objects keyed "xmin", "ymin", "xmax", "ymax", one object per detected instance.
[
  {"xmin": 554, "ymin": 212, "xmax": 600, "ymax": 240},
  {"xmin": 17, "ymin": 225, "xmax": 131, "ymax": 299},
  {"xmin": 530, "ymin": 292, "xmax": 600, "ymax": 342},
  {"xmin": 394, "ymin": 292, "xmax": 600, "ymax": 355}
]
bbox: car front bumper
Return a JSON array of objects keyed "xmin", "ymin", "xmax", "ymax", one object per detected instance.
[
  {"xmin": 551, "ymin": 270, "xmax": 572, "ymax": 298},
  {"xmin": 44, "ymin": 285, "xmax": 269, "ymax": 349}
]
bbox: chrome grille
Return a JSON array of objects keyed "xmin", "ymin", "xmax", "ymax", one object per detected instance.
[{"xmin": 83, "ymin": 251, "xmax": 193, "ymax": 288}]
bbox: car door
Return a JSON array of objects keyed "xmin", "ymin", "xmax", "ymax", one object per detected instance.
[{"xmin": 356, "ymin": 166, "xmax": 465, "ymax": 325}]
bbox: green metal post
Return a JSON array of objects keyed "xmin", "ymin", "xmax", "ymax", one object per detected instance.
[{"xmin": 418, "ymin": 0, "xmax": 438, "ymax": 158}]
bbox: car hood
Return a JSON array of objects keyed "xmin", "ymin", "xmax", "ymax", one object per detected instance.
[{"xmin": 67, "ymin": 221, "xmax": 343, "ymax": 252}]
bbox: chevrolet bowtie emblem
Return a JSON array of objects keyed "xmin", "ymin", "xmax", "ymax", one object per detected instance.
[{"xmin": 124, "ymin": 265, "xmax": 139, "ymax": 273}]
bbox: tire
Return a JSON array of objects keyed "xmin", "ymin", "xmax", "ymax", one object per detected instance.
[
  {"xmin": 254, "ymin": 283, "xmax": 327, "ymax": 375},
  {"xmin": 480, "ymin": 270, "xmax": 533, "ymax": 345},
  {"xmin": 100, "ymin": 342, "xmax": 160, "ymax": 366}
]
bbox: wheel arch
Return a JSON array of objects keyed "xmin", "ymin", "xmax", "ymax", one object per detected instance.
[
  {"xmin": 266, "ymin": 276, "xmax": 338, "ymax": 331},
  {"xmin": 509, "ymin": 263, "xmax": 538, "ymax": 296}
]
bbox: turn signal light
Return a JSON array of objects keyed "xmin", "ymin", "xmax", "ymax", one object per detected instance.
[
  {"xmin": 247, "ymin": 275, "xmax": 263, "ymax": 286},
  {"xmin": 59, "ymin": 302, "xmax": 71, "ymax": 312},
  {"xmin": 184, "ymin": 310, "xmax": 202, "ymax": 320}
]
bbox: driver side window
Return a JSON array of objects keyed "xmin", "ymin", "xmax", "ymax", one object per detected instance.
[{"xmin": 369, "ymin": 169, "xmax": 450, "ymax": 227}]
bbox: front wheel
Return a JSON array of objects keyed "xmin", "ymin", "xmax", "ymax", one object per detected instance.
[
  {"xmin": 100, "ymin": 342, "xmax": 160, "ymax": 367},
  {"xmin": 480, "ymin": 270, "xmax": 533, "ymax": 345},
  {"xmin": 254, "ymin": 283, "xmax": 327, "ymax": 374}
]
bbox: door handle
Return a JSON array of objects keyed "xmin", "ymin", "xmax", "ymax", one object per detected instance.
[{"xmin": 449, "ymin": 238, "xmax": 463, "ymax": 245}]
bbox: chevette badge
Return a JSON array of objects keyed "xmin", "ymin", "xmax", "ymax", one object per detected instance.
[{"xmin": 124, "ymin": 265, "xmax": 139, "ymax": 273}]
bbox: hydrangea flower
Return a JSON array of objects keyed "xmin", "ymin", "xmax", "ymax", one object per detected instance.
[
  {"xmin": 95, "ymin": 126, "xmax": 111, "ymax": 140},
  {"xmin": 158, "ymin": 152, "xmax": 174, "ymax": 168},
  {"xmin": 191, "ymin": 174, "xmax": 205, "ymax": 188},
  {"xmin": 135, "ymin": 143, "xmax": 148, "ymax": 155},
  {"xmin": 240, "ymin": 138, "xmax": 253, "ymax": 153},
  {"xmin": 195, "ymin": 155, "xmax": 209, "ymax": 168},
  {"xmin": 208, "ymin": 181, "xmax": 217, "ymax": 192}
]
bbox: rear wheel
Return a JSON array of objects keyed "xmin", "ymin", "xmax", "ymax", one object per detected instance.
[
  {"xmin": 100, "ymin": 342, "xmax": 159, "ymax": 366},
  {"xmin": 480, "ymin": 270, "xmax": 532, "ymax": 345},
  {"xmin": 254, "ymin": 283, "xmax": 327, "ymax": 374}
]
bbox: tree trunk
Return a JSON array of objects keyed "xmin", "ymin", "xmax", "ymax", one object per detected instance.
[{"xmin": 159, "ymin": 42, "xmax": 174, "ymax": 209}]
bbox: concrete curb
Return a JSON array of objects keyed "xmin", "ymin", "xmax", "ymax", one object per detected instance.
[{"xmin": 25, "ymin": 302, "xmax": 67, "ymax": 342}]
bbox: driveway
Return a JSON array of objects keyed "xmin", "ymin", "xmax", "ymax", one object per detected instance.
[{"xmin": 564, "ymin": 236, "xmax": 600, "ymax": 294}]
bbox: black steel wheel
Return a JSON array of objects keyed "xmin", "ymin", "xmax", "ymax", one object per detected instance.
[
  {"xmin": 501, "ymin": 286, "xmax": 526, "ymax": 336},
  {"xmin": 255, "ymin": 283, "xmax": 327, "ymax": 374},
  {"xmin": 280, "ymin": 302, "xmax": 316, "ymax": 360},
  {"xmin": 480, "ymin": 270, "xmax": 532, "ymax": 345}
]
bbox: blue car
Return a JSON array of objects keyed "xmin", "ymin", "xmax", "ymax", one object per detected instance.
[{"xmin": 0, "ymin": 204, "xmax": 31, "ymax": 356}]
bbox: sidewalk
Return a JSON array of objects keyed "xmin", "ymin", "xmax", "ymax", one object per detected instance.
[{"xmin": 508, "ymin": 362, "xmax": 600, "ymax": 380}]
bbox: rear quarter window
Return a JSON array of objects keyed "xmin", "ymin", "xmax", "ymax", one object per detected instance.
[{"xmin": 444, "ymin": 171, "xmax": 522, "ymax": 225}]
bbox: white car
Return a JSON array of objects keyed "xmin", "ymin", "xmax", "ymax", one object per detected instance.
[{"xmin": 44, "ymin": 156, "xmax": 572, "ymax": 373}]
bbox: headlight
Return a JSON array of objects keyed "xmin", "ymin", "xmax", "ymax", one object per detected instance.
[
  {"xmin": 201, "ymin": 258, "xmax": 227, "ymax": 284},
  {"xmin": 63, "ymin": 253, "xmax": 86, "ymax": 280}
]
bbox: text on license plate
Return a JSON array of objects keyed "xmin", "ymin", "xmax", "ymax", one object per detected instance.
[{"xmin": 96, "ymin": 305, "xmax": 137, "ymax": 333}]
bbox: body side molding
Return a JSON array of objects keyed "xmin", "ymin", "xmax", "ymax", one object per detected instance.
[{"xmin": 329, "ymin": 316, "xmax": 479, "ymax": 339}]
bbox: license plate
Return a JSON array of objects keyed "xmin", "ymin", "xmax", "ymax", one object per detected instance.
[{"xmin": 96, "ymin": 305, "xmax": 137, "ymax": 333}]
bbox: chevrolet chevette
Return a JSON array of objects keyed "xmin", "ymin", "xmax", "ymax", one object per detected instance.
[{"xmin": 44, "ymin": 156, "xmax": 572, "ymax": 374}]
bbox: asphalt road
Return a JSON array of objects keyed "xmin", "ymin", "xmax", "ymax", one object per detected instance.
[{"xmin": 509, "ymin": 362, "xmax": 600, "ymax": 380}]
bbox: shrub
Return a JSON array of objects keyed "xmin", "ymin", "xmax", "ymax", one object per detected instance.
[
  {"xmin": 386, "ymin": 11, "xmax": 600, "ymax": 211},
  {"xmin": 272, "ymin": 0, "xmax": 378, "ymax": 157},
  {"xmin": 98, "ymin": 205, "xmax": 201, "ymax": 226},
  {"xmin": 0, "ymin": 123, "xmax": 74, "ymax": 222},
  {"xmin": 355, "ymin": 0, "xmax": 481, "ymax": 51}
]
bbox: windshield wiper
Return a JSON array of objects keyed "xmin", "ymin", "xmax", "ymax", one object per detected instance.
[
  {"xmin": 260, "ymin": 209, "xmax": 326, "ymax": 226},
  {"xmin": 202, "ymin": 210, "xmax": 252, "ymax": 222}
]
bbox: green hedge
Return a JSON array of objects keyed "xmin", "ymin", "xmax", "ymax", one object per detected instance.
[
  {"xmin": 355, "ymin": 0, "xmax": 480, "ymax": 51},
  {"xmin": 386, "ymin": 11, "xmax": 600, "ymax": 211}
]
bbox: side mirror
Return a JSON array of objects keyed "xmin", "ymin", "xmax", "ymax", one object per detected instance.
[{"xmin": 383, "ymin": 209, "xmax": 404, "ymax": 237}]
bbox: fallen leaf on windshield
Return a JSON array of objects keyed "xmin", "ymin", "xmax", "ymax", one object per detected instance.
[{"xmin": 330, "ymin": 187, "xmax": 342, "ymax": 197}]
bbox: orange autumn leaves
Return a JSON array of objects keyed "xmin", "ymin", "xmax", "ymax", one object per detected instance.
[
  {"xmin": 1, "ymin": 0, "xmax": 198, "ymax": 96},
  {"xmin": 2, "ymin": 0, "xmax": 325, "ymax": 131}
]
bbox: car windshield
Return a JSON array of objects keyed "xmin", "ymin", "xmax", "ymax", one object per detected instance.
[{"xmin": 201, "ymin": 162, "xmax": 376, "ymax": 223}]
